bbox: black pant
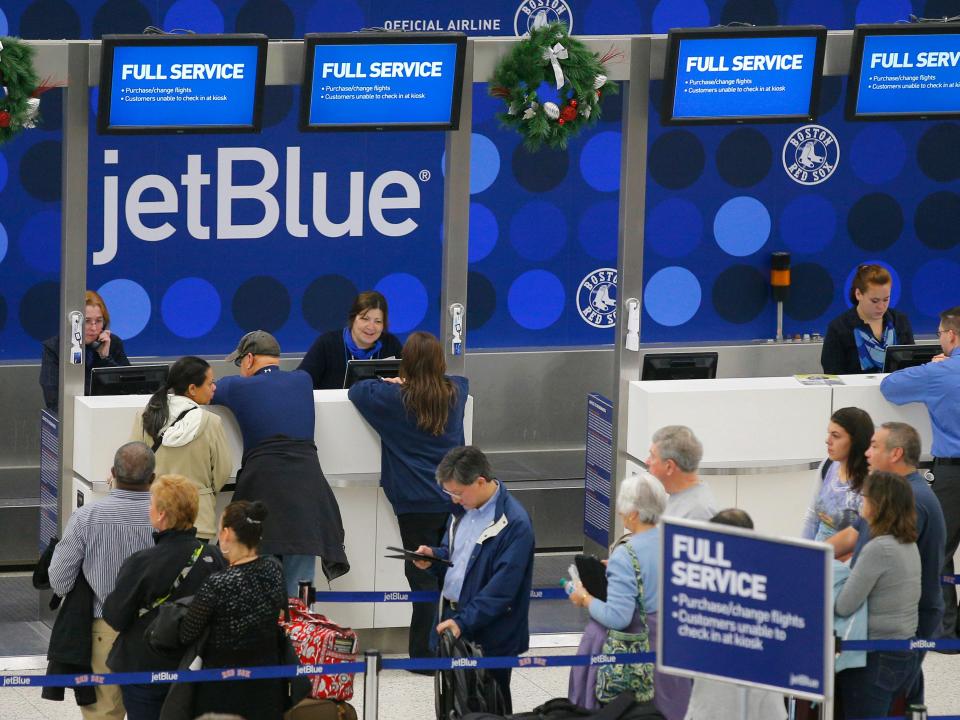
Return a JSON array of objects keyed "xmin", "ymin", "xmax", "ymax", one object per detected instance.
[
  {"xmin": 397, "ymin": 512, "xmax": 449, "ymax": 658},
  {"xmin": 934, "ymin": 461, "xmax": 960, "ymax": 638}
]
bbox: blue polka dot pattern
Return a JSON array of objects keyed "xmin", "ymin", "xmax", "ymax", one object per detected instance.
[
  {"xmin": 162, "ymin": 278, "xmax": 221, "ymax": 339},
  {"xmin": 0, "ymin": 223, "xmax": 7, "ymax": 264},
  {"xmin": 915, "ymin": 192, "xmax": 960, "ymax": 250},
  {"xmin": 646, "ymin": 198, "xmax": 702, "ymax": 259},
  {"xmin": 577, "ymin": 199, "xmax": 619, "ymax": 261},
  {"xmin": 92, "ymin": 0, "xmax": 152, "ymax": 38},
  {"xmin": 508, "ymin": 270, "xmax": 564, "ymax": 330},
  {"xmin": 786, "ymin": 0, "xmax": 849, "ymax": 27},
  {"xmin": 0, "ymin": 294, "xmax": 6, "ymax": 332},
  {"xmin": 855, "ymin": 0, "xmax": 912, "ymax": 23},
  {"xmin": 0, "ymin": 8, "xmax": 8, "ymax": 34},
  {"xmin": 19, "ymin": 210, "xmax": 61, "ymax": 274},
  {"xmin": 644, "ymin": 267, "xmax": 702, "ymax": 327},
  {"xmin": 302, "ymin": 274, "xmax": 358, "ymax": 333},
  {"xmin": 164, "ymin": 0, "xmax": 224, "ymax": 33},
  {"xmin": 19, "ymin": 141, "xmax": 62, "ymax": 202},
  {"xmin": 444, "ymin": 134, "xmax": 500, "ymax": 195},
  {"xmin": 38, "ymin": 89, "xmax": 63, "ymax": 132},
  {"xmin": 917, "ymin": 123, "xmax": 960, "ymax": 182},
  {"xmin": 232, "ymin": 276, "xmax": 291, "ymax": 333},
  {"xmin": 236, "ymin": 0, "xmax": 295, "ymax": 37},
  {"xmin": 652, "ymin": 0, "xmax": 710, "ymax": 34},
  {"xmin": 468, "ymin": 202, "xmax": 498, "ymax": 263},
  {"xmin": 468, "ymin": 133, "xmax": 500, "ymax": 194},
  {"xmin": 307, "ymin": 0, "xmax": 364, "ymax": 32},
  {"xmin": 716, "ymin": 128, "xmax": 772, "ymax": 188},
  {"xmin": 848, "ymin": 193, "xmax": 903, "ymax": 251},
  {"xmin": 18, "ymin": 281, "xmax": 59, "ymax": 341},
  {"xmin": 467, "ymin": 270, "xmax": 496, "ymax": 331},
  {"xmin": 510, "ymin": 201, "xmax": 566, "ymax": 262},
  {"xmin": 648, "ymin": 130, "xmax": 705, "ymax": 190},
  {"xmin": 850, "ymin": 125, "xmax": 906, "ymax": 185},
  {"xmin": 712, "ymin": 264, "xmax": 768, "ymax": 324},
  {"xmin": 912, "ymin": 259, "xmax": 960, "ymax": 317},
  {"xmin": 19, "ymin": 0, "xmax": 81, "ymax": 39},
  {"xmin": 785, "ymin": 263, "xmax": 835, "ymax": 322},
  {"xmin": 713, "ymin": 196, "xmax": 770, "ymax": 257},
  {"xmin": 0, "ymin": 152, "xmax": 7, "ymax": 192},
  {"xmin": 779, "ymin": 195, "xmax": 837, "ymax": 255},
  {"xmin": 581, "ymin": 0, "xmax": 647, "ymax": 34},
  {"xmin": 512, "ymin": 145, "xmax": 569, "ymax": 193},
  {"xmin": 579, "ymin": 131, "xmax": 621, "ymax": 193},
  {"xmin": 97, "ymin": 279, "xmax": 151, "ymax": 339},
  {"xmin": 844, "ymin": 261, "xmax": 902, "ymax": 309},
  {"xmin": 721, "ymin": 0, "xmax": 779, "ymax": 25},
  {"xmin": 375, "ymin": 273, "xmax": 428, "ymax": 333}
]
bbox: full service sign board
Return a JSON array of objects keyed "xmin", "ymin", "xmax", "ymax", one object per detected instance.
[
  {"xmin": 303, "ymin": 35, "xmax": 465, "ymax": 130},
  {"xmin": 669, "ymin": 33, "xmax": 823, "ymax": 122},
  {"xmin": 99, "ymin": 36, "xmax": 267, "ymax": 133},
  {"xmin": 853, "ymin": 30, "xmax": 960, "ymax": 117},
  {"xmin": 659, "ymin": 518, "xmax": 833, "ymax": 701}
]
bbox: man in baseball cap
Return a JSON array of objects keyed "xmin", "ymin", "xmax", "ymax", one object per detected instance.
[{"xmin": 213, "ymin": 330, "xmax": 348, "ymax": 595}]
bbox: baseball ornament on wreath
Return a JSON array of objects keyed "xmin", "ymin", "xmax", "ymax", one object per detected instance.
[
  {"xmin": 0, "ymin": 37, "xmax": 52, "ymax": 145},
  {"xmin": 490, "ymin": 22, "xmax": 620, "ymax": 151}
]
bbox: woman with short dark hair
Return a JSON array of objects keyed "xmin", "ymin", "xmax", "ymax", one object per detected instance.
[
  {"xmin": 177, "ymin": 500, "xmax": 289, "ymax": 719},
  {"xmin": 835, "ymin": 471, "xmax": 921, "ymax": 717},
  {"xmin": 298, "ymin": 290, "xmax": 403, "ymax": 389},
  {"xmin": 348, "ymin": 331, "xmax": 467, "ymax": 660}
]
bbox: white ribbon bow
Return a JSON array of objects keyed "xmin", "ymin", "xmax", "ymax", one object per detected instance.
[{"xmin": 543, "ymin": 43, "xmax": 569, "ymax": 90}]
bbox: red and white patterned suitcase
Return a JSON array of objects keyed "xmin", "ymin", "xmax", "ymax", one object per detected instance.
[{"xmin": 282, "ymin": 599, "xmax": 359, "ymax": 701}]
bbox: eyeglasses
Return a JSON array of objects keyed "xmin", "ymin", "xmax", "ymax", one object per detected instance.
[
  {"xmin": 937, "ymin": 329, "xmax": 954, "ymax": 337},
  {"xmin": 233, "ymin": 353, "xmax": 247, "ymax": 367},
  {"xmin": 84, "ymin": 317, "xmax": 105, "ymax": 327}
]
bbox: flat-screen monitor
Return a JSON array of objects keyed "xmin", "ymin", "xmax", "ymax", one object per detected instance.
[
  {"xmin": 343, "ymin": 358, "xmax": 402, "ymax": 389},
  {"xmin": 97, "ymin": 34, "xmax": 268, "ymax": 134},
  {"xmin": 882, "ymin": 344, "xmax": 941, "ymax": 372},
  {"xmin": 300, "ymin": 32, "xmax": 467, "ymax": 132},
  {"xmin": 847, "ymin": 23, "xmax": 960, "ymax": 120},
  {"xmin": 641, "ymin": 352, "xmax": 719, "ymax": 381},
  {"xmin": 662, "ymin": 26, "xmax": 827, "ymax": 125},
  {"xmin": 90, "ymin": 364, "xmax": 169, "ymax": 396}
]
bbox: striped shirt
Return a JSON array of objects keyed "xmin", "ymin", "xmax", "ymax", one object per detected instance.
[{"xmin": 49, "ymin": 488, "xmax": 155, "ymax": 617}]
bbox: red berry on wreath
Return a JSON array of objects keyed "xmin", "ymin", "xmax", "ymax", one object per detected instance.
[
  {"xmin": 570, "ymin": 99, "xmax": 578, "ymax": 107},
  {"xmin": 558, "ymin": 118, "xmax": 565, "ymax": 125},
  {"xmin": 0, "ymin": 112, "xmax": 9, "ymax": 128},
  {"xmin": 560, "ymin": 105, "xmax": 577, "ymax": 122}
]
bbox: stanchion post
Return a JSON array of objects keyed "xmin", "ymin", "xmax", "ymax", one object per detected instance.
[{"xmin": 363, "ymin": 649, "xmax": 382, "ymax": 720}]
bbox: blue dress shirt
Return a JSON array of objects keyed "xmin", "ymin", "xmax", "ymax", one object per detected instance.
[
  {"xmin": 880, "ymin": 348, "xmax": 960, "ymax": 458},
  {"xmin": 442, "ymin": 483, "xmax": 500, "ymax": 603}
]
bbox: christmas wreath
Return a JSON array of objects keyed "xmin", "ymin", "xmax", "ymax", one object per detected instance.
[
  {"xmin": 489, "ymin": 22, "xmax": 619, "ymax": 151},
  {"xmin": 0, "ymin": 36, "xmax": 47, "ymax": 144}
]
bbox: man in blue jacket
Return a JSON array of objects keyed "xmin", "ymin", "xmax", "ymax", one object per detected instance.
[{"xmin": 415, "ymin": 445, "xmax": 535, "ymax": 713}]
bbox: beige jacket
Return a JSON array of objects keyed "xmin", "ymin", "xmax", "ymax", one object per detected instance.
[{"xmin": 131, "ymin": 408, "xmax": 232, "ymax": 539}]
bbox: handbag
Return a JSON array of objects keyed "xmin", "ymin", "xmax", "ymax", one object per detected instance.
[
  {"xmin": 284, "ymin": 698, "xmax": 358, "ymax": 720},
  {"xmin": 280, "ymin": 598, "xmax": 359, "ymax": 700},
  {"xmin": 594, "ymin": 544, "xmax": 655, "ymax": 705},
  {"xmin": 142, "ymin": 543, "xmax": 204, "ymax": 654}
]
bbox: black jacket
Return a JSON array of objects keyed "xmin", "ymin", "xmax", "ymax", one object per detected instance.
[
  {"xmin": 40, "ymin": 334, "xmax": 130, "ymax": 413},
  {"xmin": 297, "ymin": 329, "xmax": 403, "ymax": 389},
  {"xmin": 821, "ymin": 307, "xmax": 914, "ymax": 374},
  {"xmin": 235, "ymin": 436, "xmax": 349, "ymax": 579},
  {"xmin": 102, "ymin": 528, "xmax": 225, "ymax": 672}
]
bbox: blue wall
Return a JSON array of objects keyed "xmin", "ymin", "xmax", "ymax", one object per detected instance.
[{"xmin": 0, "ymin": 0, "xmax": 958, "ymax": 360}]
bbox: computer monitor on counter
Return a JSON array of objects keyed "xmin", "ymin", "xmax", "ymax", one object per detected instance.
[
  {"xmin": 883, "ymin": 345, "xmax": 940, "ymax": 373},
  {"xmin": 90, "ymin": 364, "xmax": 169, "ymax": 396},
  {"xmin": 641, "ymin": 352, "xmax": 719, "ymax": 381}
]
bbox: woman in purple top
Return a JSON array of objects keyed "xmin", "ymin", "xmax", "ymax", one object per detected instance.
[{"xmin": 801, "ymin": 407, "xmax": 873, "ymax": 542}]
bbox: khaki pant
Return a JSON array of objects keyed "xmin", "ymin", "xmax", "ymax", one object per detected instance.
[{"xmin": 81, "ymin": 618, "xmax": 125, "ymax": 720}]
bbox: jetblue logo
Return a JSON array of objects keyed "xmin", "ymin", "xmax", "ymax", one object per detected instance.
[
  {"xmin": 383, "ymin": 592, "xmax": 410, "ymax": 601},
  {"xmin": 590, "ymin": 654, "xmax": 615, "ymax": 665},
  {"xmin": 297, "ymin": 664, "xmax": 325, "ymax": 675},
  {"xmin": 515, "ymin": 0, "xmax": 573, "ymax": 36},
  {"xmin": 782, "ymin": 125, "xmax": 839, "ymax": 186},
  {"xmin": 788, "ymin": 673, "xmax": 820, "ymax": 689},
  {"xmin": 151, "ymin": 671, "xmax": 178, "ymax": 682},
  {"xmin": 451, "ymin": 658, "xmax": 478, "ymax": 668},
  {"xmin": 96, "ymin": 147, "xmax": 426, "ymax": 265},
  {"xmin": 577, "ymin": 268, "xmax": 617, "ymax": 328},
  {"xmin": 3, "ymin": 677, "xmax": 30, "ymax": 686}
]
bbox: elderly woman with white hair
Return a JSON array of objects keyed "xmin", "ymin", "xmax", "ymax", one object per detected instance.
[{"xmin": 567, "ymin": 473, "xmax": 689, "ymax": 719}]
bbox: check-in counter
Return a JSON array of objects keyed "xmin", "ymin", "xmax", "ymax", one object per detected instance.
[
  {"xmin": 625, "ymin": 374, "xmax": 931, "ymax": 538},
  {"xmin": 73, "ymin": 390, "xmax": 473, "ymax": 630}
]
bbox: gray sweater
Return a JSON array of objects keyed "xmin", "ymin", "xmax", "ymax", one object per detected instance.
[{"xmin": 835, "ymin": 534, "xmax": 921, "ymax": 639}]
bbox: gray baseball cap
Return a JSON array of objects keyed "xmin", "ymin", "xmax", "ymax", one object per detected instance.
[{"xmin": 225, "ymin": 330, "xmax": 281, "ymax": 363}]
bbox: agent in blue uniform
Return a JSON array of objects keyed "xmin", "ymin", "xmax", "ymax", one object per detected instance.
[
  {"xmin": 348, "ymin": 331, "xmax": 466, "ymax": 660},
  {"xmin": 881, "ymin": 306, "xmax": 960, "ymax": 639},
  {"xmin": 298, "ymin": 291, "xmax": 403, "ymax": 389}
]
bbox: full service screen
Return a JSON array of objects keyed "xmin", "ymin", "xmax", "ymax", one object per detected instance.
[
  {"xmin": 855, "ymin": 32, "xmax": 960, "ymax": 115},
  {"xmin": 672, "ymin": 35, "xmax": 820, "ymax": 120},
  {"xmin": 308, "ymin": 42, "xmax": 459, "ymax": 126},
  {"xmin": 107, "ymin": 44, "xmax": 261, "ymax": 129}
]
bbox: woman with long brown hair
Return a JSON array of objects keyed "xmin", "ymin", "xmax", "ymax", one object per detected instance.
[{"xmin": 348, "ymin": 331, "xmax": 468, "ymax": 661}]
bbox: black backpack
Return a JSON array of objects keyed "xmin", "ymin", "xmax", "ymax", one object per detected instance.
[
  {"xmin": 461, "ymin": 691, "xmax": 665, "ymax": 720},
  {"xmin": 435, "ymin": 630, "xmax": 508, "ymax": 719}
]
